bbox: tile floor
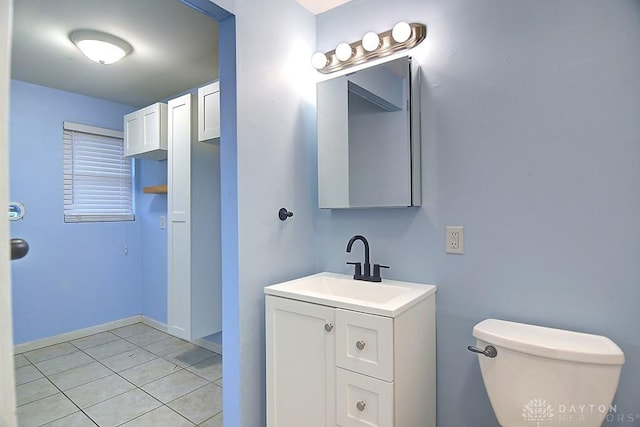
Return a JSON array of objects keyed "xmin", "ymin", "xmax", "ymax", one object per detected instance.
[{"xmin": 14, "ymin": 323, "xmax": 223, "ymax": 427}]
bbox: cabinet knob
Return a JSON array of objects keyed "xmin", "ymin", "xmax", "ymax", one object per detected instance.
[
  {"xmin": 355, "ymin": 340, "xmax": 366, "ymax": 350},
  {"xmin": 356, "ymin": 400, "xmax": 366, "ymax": 412},
  {"xmin": 324, "ymin": 323, "xmax": 334, "ymax": 332}
]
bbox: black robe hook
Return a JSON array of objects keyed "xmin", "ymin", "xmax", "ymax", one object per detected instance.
[{"xmin": 278, "ymin": 208, "xmax": 293, "ymax": 221}]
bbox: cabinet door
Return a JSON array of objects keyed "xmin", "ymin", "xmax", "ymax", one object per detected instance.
[
  {"xmin": 198, "ymin": 82, "xmax": 220, "ymax": 141},
  {"xmin": 124, "ymin": 103, "xmax": 167, "ymax": 159},
  {"xmin": 266, "ymin": 296, "xmax": 336, "ymax": 427},
  {"xmin": 167, "ymin": 94, "xmax": 192, "ymax": 340},
  {"xmin": 124, "ymin": 111, "xmax": 141, "ymax": 157},
  {"xmin": 141, "ymin": 103, "xmax": 167, "ymax": 154}
]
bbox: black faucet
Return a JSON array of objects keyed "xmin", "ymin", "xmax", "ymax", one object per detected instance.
[{"xmin": 346, "ymin": 235, "xmax": 389, "ymax": 282}]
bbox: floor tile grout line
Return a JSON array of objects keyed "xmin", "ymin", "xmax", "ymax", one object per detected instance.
[
  {"xmin": 71, "ymin": 330, "xmax": 208, "ymax": 421},
  {"xmin": 21, "ymin": 345, "xmax": 77, "ymax": 365},
  {"xmin": 16, "ymin": 324, "xmax": 223, "ymax": 427},
  {"xmin": 198, "ymin": 409, "xmax": 223, "ymax": 426},
  {"xmin": 26, "ymin": 332, "xmax": 156, "ymax": 426},
  {"xmin": 69, "ymin": 333, "xmax": 121, "ymax": 352},
  {"xmin": 17, "ymin": 322, "xmax": 164, "ymax": 362},
  {"xmin": 45, "ymin": 347, "xmax": 111, "ymax": 426},
  {"xmin": 104, "ymin": 345, "xmax": 218, "ymax": 424},
  {"xmin": 121, "ymin": 362, "xmax": 185, "ymax": 388},
  {"xmin": 163, "ymin": 380, "xmax": 212, "ymax": 406},
  {"xmin": 113, "ymin": 403, "xmax": 193, "ymax": 427},
  {"xmin": 20, "ymin": 356, "xmax": 94, "ymax": 427}
]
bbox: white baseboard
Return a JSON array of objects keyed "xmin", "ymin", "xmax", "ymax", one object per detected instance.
[
  {"xmin": 140, "ymin": 316, "xmax": 168, "ymax": 333},
  {"xmin": 14, "ymin": 315, "xmax": 143, "ymax": 354},
  {"xmin": 14, "ymin": 315, "xmax": 223, "ymax": 355},
  {"xmin": 140, "ymin": 317, "xmax": 222, "ymax": 353}
]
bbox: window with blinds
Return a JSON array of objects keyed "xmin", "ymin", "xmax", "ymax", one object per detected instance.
[{"xmin": 63, "ymin": 122, "xmax": 134, "ymax": 223}]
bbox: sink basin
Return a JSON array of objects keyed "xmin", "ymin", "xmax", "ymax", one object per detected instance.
[{"xmin": 264, "ymin": 272, "xmax": 436, "ymax": 317}]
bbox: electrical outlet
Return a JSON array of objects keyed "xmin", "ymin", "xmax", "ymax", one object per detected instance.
[
  {"xmin": 160, "ymin": 216, "xmax": 166, "ymax": 229},
  {"xmin": 446, "ymin": 226, "xmax": 464, "ymax": 254}
]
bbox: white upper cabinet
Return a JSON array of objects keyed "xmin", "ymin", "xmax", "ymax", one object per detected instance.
[
  {"xmin": 124, "ymin": 102, "xmax": 168, "ymax": 160},
  {"xmin": 197, "ymin": 81, "xmax": 220, "ymax": 142}
]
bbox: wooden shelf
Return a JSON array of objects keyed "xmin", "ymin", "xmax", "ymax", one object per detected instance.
[{"xmin": 143, "ymin": 184, "xmax": 167, "ymax": 194}]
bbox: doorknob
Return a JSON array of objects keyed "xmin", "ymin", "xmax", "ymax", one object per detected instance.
[{"xmin": 10, "ymin": 238, "xmax": 29, "ymax": 260}]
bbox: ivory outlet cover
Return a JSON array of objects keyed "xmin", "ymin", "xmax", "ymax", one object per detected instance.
[{"xmin": 446, "ymin": 226, "xmax": 464, "ymax": 254}]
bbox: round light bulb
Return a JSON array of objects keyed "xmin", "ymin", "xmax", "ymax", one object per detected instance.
[
  {"xmin": 361, "ymin": 32, "xmax": 380, "ymax": 52},
  {"xmin": 391, "ymin": 21, "xmax": 412, "ymax": 43},
  {"xmin": 311, "ymin": 51, "xmax": 328, "ymax": 70},
  {"xmin": 335, "ymin": 42, "xmax": 353, "ymax": 62}
]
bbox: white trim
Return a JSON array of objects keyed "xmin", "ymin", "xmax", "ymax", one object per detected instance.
[
  {"xmin": 63, "ymin": 121, "xmax": 124, "ymax": 139},
  {"xmin": 14, "ymin": 316, "xmax": 142, "ymax": 354},
  {"xmin": 140, "ymin": 315, "xmax": 168, "ymax": 333},
  {"xmin": 141, "ymin": 316, "xmax": 222, "ymax": 354},
  {"xmin": 1, "ymin": 0, "xmax": 17, "ymax": 424},
  {"xmin": 13, "ymin": 315, "xmax": 223, "ymax": 355}
]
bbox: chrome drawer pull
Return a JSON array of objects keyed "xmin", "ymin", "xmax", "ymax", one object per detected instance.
[
  {"xmin": 356, "ymin": 400, "xmax": 366, "ymax": 411},
  {"xmin": 324, "ymin": 323, "xmax": 334, "ymax": 332},
  {"xmin": 355, "ymin": 340, "xmax": 366, "ymax": 350}
]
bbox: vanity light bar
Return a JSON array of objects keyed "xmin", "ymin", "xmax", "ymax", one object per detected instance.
[{"xmin": 312, "ymin": 22, "xmax": 427, "ymax": 74}]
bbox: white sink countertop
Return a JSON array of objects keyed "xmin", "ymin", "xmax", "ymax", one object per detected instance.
[{"xmin": 264, "ymin": 272, "xmax": 436, "ymax": 317}]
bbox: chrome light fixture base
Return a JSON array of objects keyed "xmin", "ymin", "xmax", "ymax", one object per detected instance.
[{"xmin": 314, "ymin": 22, "xmax": 426, "ymax": 74}]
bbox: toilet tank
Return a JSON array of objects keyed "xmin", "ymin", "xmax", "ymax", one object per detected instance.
[{"xmin": 472, "ymin": 319, "xmax": 624, "ymax": 427}]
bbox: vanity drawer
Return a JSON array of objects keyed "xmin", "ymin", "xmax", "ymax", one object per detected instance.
[
  {"xmin": 336, "ymin": 309, "xmax": 393, "ymax": 381},
  {"xmin": 337, "ymin": 368, "xmax": 393, "ymax": 427}
]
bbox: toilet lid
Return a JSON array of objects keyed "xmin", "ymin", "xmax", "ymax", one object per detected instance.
[{"xmin": 473, "ymin": 319, "xmax": 625, "ymax": 365}]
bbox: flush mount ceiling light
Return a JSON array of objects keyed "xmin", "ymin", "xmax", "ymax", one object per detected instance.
[
  {"xmin": 70, "ymin": 30, "xmax": 133, "ymax": 65},
  {"xmin": 311, "ymin": 21, "xmax": 426, "ymax": 74}
]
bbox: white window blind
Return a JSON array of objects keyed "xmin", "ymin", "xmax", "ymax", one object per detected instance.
[{"xmin": 63, "ymin": 122, "xmax": 134, "ymax": 223}]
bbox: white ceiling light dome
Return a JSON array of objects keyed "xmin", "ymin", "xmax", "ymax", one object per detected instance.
[{"xmin": 70, "ymin": 30, "xmax": 133, "ymax": 65}]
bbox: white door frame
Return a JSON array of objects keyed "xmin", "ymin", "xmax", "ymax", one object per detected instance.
[{"xmin": 0, "ymin": 0, "xmax": 17, "ymax": 426}]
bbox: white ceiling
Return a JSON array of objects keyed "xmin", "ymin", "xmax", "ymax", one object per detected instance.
[
  {"xmin": 11, "ymin": 0, "xmax": 219, "ymax": 108},
  {"xmin": 295, "ymin": 0, "xmax": 352, "ymax": 15}
]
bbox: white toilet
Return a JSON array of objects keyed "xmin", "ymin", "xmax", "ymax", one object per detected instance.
[{"xmin": 471, "ymin": 319, "xmax": 625, "ymax": 427}]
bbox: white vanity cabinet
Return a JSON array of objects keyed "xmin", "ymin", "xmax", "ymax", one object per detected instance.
[
  {"xmin": 124, "ymin": 102, "xmax": 167, "ymax": 159},
  {"xmin": 265, "ymin": 273, "xmax": 436, "ymax": 427},
  {"xmin": 197, "ymin": 81, "xmax": 220, "ymax": 142}
]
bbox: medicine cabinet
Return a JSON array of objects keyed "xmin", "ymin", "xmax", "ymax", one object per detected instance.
[{"xmin": 317, "ymin": 56, "xmax": 421, "ymax": 208}]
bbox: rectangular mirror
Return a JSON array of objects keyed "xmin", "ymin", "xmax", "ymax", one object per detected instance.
[{"xmin": 317, "ymin": 56, "xmax": 421, "ymax": 209}]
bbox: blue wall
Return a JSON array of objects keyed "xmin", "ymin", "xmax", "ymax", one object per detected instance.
[
  {"xmin": 9, "ymin": 80, "xmax": 141, "ymax": 344},
  {"xmin": 317, "ymin": 0, "xmax": 640, "ymax": 425},
  {"xmin": 137, "ymin": 159, "xmax": 168, "ymax": 323},
  {"xmin": 212, "ymin": 0, "xmax": 318, "ymax": 425},
  {"xmin": 8, "ymin": 82, "xmax": 215, "ymax": 338}
]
